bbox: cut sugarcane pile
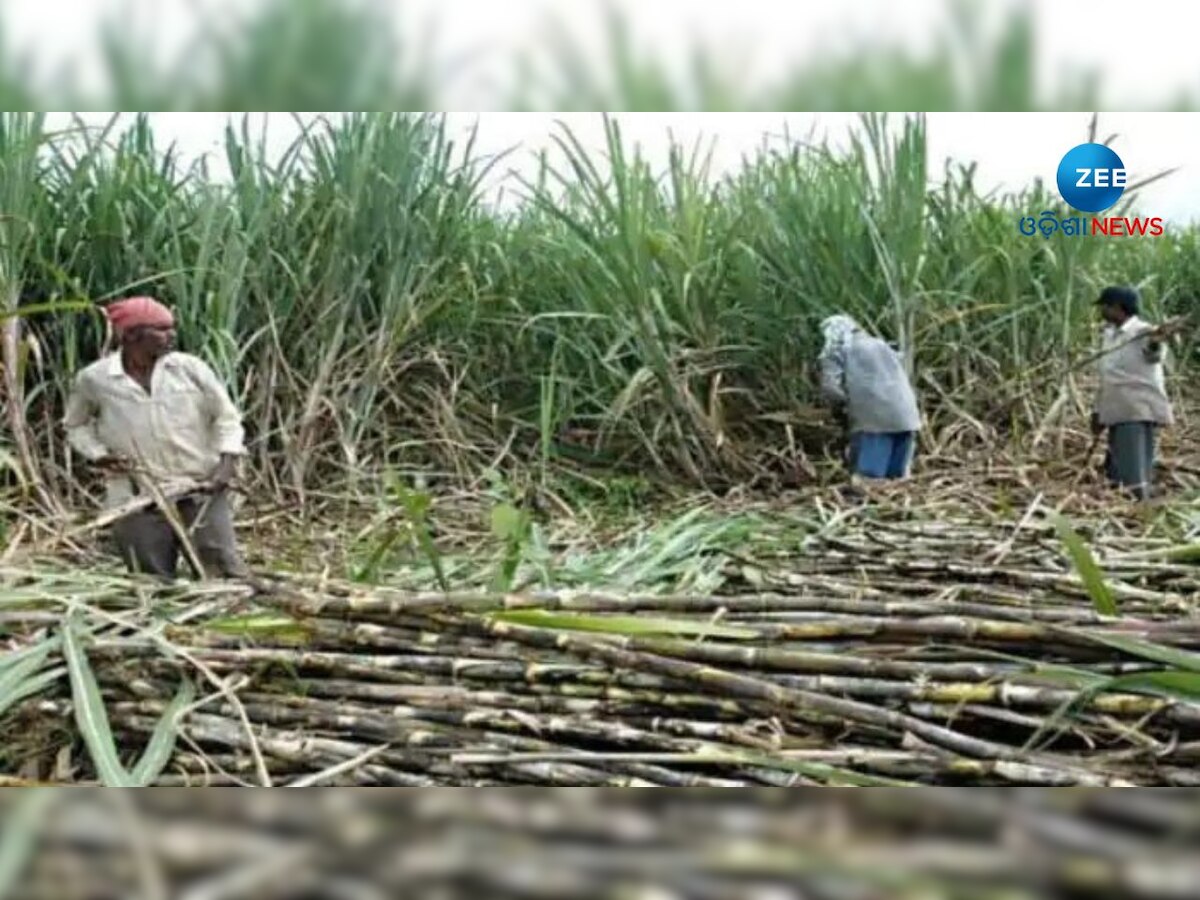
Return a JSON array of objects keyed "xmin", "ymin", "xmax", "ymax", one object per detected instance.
[
  {"xmin": 4, "ymin": 489, "xmax": 1200, "ymax": 788},
  {"xmin": 4, "ymin": 469, "xmax": 1200, "ymax": 787},
  {"xmin": 3, "ymin": 790, "xmax": 1199, "ymax": 900}
]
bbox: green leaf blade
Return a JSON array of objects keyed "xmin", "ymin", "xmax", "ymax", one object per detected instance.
[
  {"xmin": 63, "ymin": 618, "xmax": 137, "ymax": 788},
  {"xmin": 1053, "ymin": 514, "xmax": 1117, "ymax": 616},
  {"xmin": 131, "ymin": 679, "xmax": 196, "ymax": 785}
]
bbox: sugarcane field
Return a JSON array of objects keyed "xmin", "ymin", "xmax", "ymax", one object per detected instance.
[{"xmin": 0, "ymin": 109, "xmax": 1198, "ymax": 804}]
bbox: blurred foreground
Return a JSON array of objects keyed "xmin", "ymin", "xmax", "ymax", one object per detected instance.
[
  {"xmin": 0, "ymin": 0, "xmax": 1198, "ymax": 110},
  {"xmin": 2, "ymin": 788, "xmax": 1199, "ymax": 899}
]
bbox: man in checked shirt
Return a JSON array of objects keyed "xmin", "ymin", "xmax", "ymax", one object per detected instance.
[{"xmin": 63, "ymin": 296, "xmax": 250, "ymax": 578}]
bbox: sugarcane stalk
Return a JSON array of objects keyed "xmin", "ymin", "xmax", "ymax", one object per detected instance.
[{"xmin": 483, "ymin": 620, "xmax": 1138, "ymax": 785}]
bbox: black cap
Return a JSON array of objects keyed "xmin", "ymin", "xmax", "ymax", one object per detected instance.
[{"xmin": 1096, "ymin": 285, "xmax": 1140, "ymax": 315}]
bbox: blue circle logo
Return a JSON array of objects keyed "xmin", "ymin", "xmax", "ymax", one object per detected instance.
[{"xmin": 1057, "ymin": 143, "xmax": 1127, "ymax": 213}]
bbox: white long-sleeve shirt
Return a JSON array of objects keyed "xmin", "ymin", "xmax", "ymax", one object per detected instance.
[
  {"xmin": 63, "ymin": 352, "xmax": 245, "ymax": 507},
  {"xmin": 1095, "ymin": 316, "xmax": 1173, "ymax": 426}
]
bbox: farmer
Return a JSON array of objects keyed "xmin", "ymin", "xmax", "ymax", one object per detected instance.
[
  {"xmin": 1091, "ymin": 285, "xmax": 1174, "ymax": 501},
  {"xmin": 818, "ymin": 314, "xmax": 922, "ymax": 479},
  {"xmin": 63, "ymin": 296, "xmax": 249, "ymax": 578}
]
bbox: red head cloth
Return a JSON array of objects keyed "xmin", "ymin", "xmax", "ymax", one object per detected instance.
[{"xmin": 103, "ymin": 297, "xmax": 175, "ymax": 334}]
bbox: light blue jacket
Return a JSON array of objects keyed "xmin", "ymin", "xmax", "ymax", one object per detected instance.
[{"xmin": 820, "ymin": 332, "xmax": 922, "ymax": 433}]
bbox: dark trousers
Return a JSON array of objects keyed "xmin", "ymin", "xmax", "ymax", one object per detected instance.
[
  {"xmin": 1105, "ymin": 422, "xmax": 1157, "ymax": 501},
  {"xmin": 110, "ymin": 491, "xmax": 247, "ymax": 579}
]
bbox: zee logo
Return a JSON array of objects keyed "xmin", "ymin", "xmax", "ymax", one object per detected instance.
[
  {"xmin": 1057, "ymin": 143, "xmax": 1127, "ymax": 213},
  {"xmin": 1075, "ymin": 168, "xmax": 1127, "ymax": 188}
]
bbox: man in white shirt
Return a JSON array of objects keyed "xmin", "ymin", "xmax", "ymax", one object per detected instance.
[
  {"xmin": 1090, "ymin": 285, "xmax": 1173, "ymax": 501},
  {"xmin": 63, "ymin": 296, "xmax": 249, "ymax": 578}
]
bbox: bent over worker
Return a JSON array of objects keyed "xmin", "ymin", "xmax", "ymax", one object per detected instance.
[
  {"xmin": 818, "ymin": 314, "xmax": 922, "ymax": 479},
  {"xmin": 63, "ymin": 296, "xmax": 249, "ymax": 578},
  {"xmin": 1091, "ymin": 285, "xmax": 1174, "ymax": 501}
]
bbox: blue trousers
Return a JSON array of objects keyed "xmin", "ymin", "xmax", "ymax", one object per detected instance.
[{"xmin": 849, "ymin": 431, "xmax": 915, "ymax": 479}]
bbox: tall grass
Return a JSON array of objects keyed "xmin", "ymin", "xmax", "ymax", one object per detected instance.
[{"xmin": 3, "ymin": 111, "xmax": 1198, "ymax": 506}]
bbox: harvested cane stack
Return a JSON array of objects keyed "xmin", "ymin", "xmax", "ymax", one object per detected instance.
[
  {"xmin": 3, "ymin": 479, "xmax": 1199, "ymax": 789},
  {"xmin": 3, "ymin": 458, "xmax": 1200, "ymax": 787}
]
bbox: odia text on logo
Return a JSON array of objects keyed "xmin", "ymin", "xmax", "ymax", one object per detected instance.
[{"xmin": 1018, "ymin": 142, "xmax": 1164, "ymax": 239}]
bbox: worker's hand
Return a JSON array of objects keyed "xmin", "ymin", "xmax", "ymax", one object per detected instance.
[
  {"xmin": 1150, "ymin": 316, "xmax": 1189, "ymax": 340},
  {"xmin": 1089, "ymin": 411, "xmax": 1104, "ymax": 435},
  {"xmin": 208, "ymin": 455, "xmax": 238, "ymax": 492},
  {"xmin": 93, "ymin": 455, "xmax": 131, "ymax": 475}
]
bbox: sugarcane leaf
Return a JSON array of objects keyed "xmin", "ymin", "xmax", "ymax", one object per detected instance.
[
  {"xmin": 0, "ymin": 300, "xmax": 91, "ymax": 322},
  {"xmin": 62, "ymin": 617, "xmax": 137, "ymax": 787},
  {"xmin": 415, "ymin": 529, "xmax": 450, "ymax": 593},
  {"xmin": 1162, "ymin": 542, "xmax": 1200, "ymax": 563},
  {"xmin": 131, "ymin": 679, "xmax": 196, "ymax": 784},
  {"xmin": 1014, "ymin": 664, "xmax": 1106, "ymax": 691},
  {"xmin": 203, "ymin": 614, "xmax": 309, "ymax": 640},
  {"xmin": 0, "ymin": 639, "xmax": 58, "ymax": 716},
  {"xmin": 1022, "ymin": 690, "xmax": 1090, "ymax": 755},
  {"xmin": 1028, "ymin": 667, "xmax": 1200, "ymax": 755},
  {"xmin": 403, "ymin": 497, "xmax": 448, "ymax": 592},
  {"xmin": 0, "ymin": 666, "xmax": 67, "ymax": 718},
  {"xmin": 393, "ymin": 483, "xmax": 432, "ymax": 519},
  {"xmin": 1079, "ymin": 632, "xmax": 1200, "ymax": 674},
  {"xmin": 490, "ymin": 502, "xmax": 525, "ymax": 541},
  {"xmin": 1053, "ymin": 514, "xmax": 1117, "ymax": 616},
  {"xmin": 391, "ymin": 482, "xmax": 447, "ymax": 588},
  {"xmin": 490, "ymin": 503, "xmax": 530, "ymax": 593},
  {"xmin": 1098, "ymin": 669, "xmax": 1200, "ymax": 702},
  {"xmin": 489, "ymin": 609, "xmax": 758, "ymax": 639},
  {"xmin": 0, "ymin": 789, "xmax": 55, "ymax": 898},
  {"xmin": 1017, "ymin": 661, "xmax": 1128, "ymax": 755},
  {"xmin": 0, "ymin": 636, "xmax": 59, "ymax": 672},
  {"xmin": 352, "ymin": 527, "xmax": 403, "ymax": 584},
  {"xmin": 491, "ymin": 548, "xmax": 523, "ymax": 594}
]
